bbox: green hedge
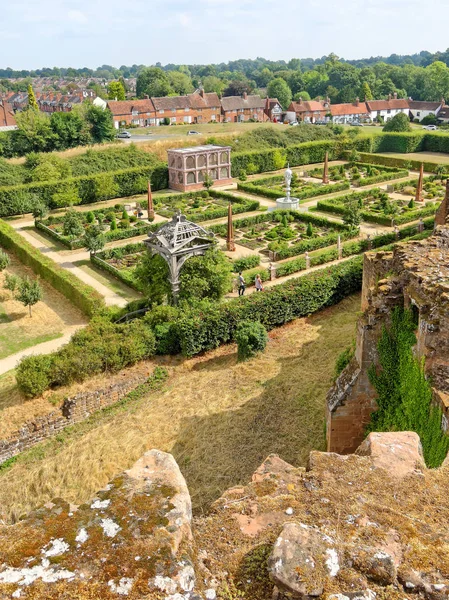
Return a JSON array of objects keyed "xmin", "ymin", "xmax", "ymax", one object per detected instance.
[
  {"xmin": 91, "ymin": 253, "xmax": 144, "ymax": 292},
  {"xmin": 231, "ymin": 140, "xmax": 338, "ymax": 177},
  {"xmin": 353, "ymin": 132, "xmax": 449, "ymax": 158},
  {"xmin": 0, "ymin": 220, "xmax": 105, "ymax": 316},
  {"xmin": 346, "ymin": 151, "xmax": 446, "ymax": 174},
  {"xmin": 0, "ymin": 164, "xmax": 168, "ymax": 217},
  {"xmin": 237, "ymin": 179, "xmax": 350, "ymax": 200}
]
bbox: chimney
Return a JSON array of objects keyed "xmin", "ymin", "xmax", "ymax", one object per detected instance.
[
  {"xmin": 199, "ymin": 88, "xmax": 205, "ymax": 98},
  {"xmin": 144, "ymin": 94, "xmax": 149, "ymax": 99},
  {"xmin": 388, "ymin": 93, "xmax": 392, "ymax": 101},
  {"xmin": 243, "ymin": 92, "xmax": 248, "ymax": 100},
  {"xmin": 299, "ymin": 97, "xmax": 302, "ymax": 105},
  {"xmin": 393, "ymin": 92, "xmax": 397, "ymax": 100},
  {"xmin": 354, "ymin": 97, "xmax": 360, "ymax": 106}
]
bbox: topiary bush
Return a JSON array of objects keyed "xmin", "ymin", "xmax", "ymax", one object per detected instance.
[{"xmin": 235, "ymin": 320, "xmax": 268, "ymax": 361}]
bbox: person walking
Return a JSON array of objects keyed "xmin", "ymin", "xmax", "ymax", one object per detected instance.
[
  {"xmin": 255, "ymin": 274, "xmax": 263, "ymax": 292},
  {"xmin": 238, "ymin": 272, "xmax": 246, "ymax": 296}
]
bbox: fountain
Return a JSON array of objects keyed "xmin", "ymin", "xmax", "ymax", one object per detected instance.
[{"xmin": 276, "ymin": 164, "xmax": 300, "ymax": 210}]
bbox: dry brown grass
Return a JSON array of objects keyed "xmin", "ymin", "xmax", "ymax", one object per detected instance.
[
  {"xmin": 0, "ymin": 294, "xmax": 360, "ymax": 522},
  {"xmin": 0, "ymin": 253, "xmax": 87, "ymax": 360}
]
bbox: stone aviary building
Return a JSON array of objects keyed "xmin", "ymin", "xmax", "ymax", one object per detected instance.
[
  {"xmin": 327, "ymin": 182, "xmax": 449, "ymax": 454},
  {"xmin": 167, "ymin": 145, "xmax": 232, "ymax": 192}
]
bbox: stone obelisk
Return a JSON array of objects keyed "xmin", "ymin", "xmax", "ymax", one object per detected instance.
[
  {"xmin": 227, "ymin": 203, "xmax": 235, "ymax": 251},
  {"xmin": 415, "ymin": 163, "xmax": 424, "ymax": 203},
  {"xmin": 148, "ymin": 181, "xmax": 155, "ymax": 220},
  {"xmin": 323, "ymin": 151, "xmax": 330, "ymax": 184}
]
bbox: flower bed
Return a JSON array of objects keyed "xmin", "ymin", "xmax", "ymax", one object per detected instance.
[
  {"xmin": 142, "ymin": 189, "xmax": 260, "ymax": 222},
  {"xmin": 316, "ymin": 187, "xmax": 439, "ymax": 226},
  {"xmin": 36, "ymin": 203, "xmax": 164, "ymax": 250},
  {"xmin": 305, "ymin": 162, "xmax": 408, "ymax": 187}
]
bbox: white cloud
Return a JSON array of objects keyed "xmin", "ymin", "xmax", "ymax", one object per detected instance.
[{"xmin": 67, "ymin": 9, "xmax": 88, "ymax": 24}]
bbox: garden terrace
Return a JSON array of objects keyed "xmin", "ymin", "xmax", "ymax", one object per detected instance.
[
  {"xmin": 35, "ymin": 203, "xmax": 162, "ymax": 250},
  {"xmin": 91, "ymin": 243, "xmax": 147, "ymax": 292},
  {"xmin": 141, "ymin": 189, "xmax": 260, "ymax": 222},
  {"xmin": 210, "ymin": 210, "xmax": 355, "ymax": 257},
  {"xmin": 316, "ymin": 187, "xmax": 439, "ymax": 226},
  {"xmin": 305, "ymin": 162, "xmax": 409, "ymax": 187},
  {"xmin": 237, "ymin": 172, "xmax": 349, "ymax": 200}
]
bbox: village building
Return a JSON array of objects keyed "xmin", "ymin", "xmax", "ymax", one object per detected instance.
[
  {"xmin": 408, "ymin": 99, "xmax": 445, "ymax": 122},
  {"xmin": 107, "ymin": 98, "xmax": 156, "ymax": 129},
  {"xmin": 437, "ymin": 105, "xmax": 449, "ymax": 124},
  {"xmin": 220, "ymin": 93, "xmax": 267, "ymax": 123},
  {"xmin": 329, "ymin": 99, "xmax": 371, "ymax": 124},
  {"xmin": 366, "ymin": 94, "xmax": 409, "ymax": 122},
  {"xmin": 285, "ymin": 98, "xmax": 330, "ymax": 123},
  {"xmin": 167, "ymin": 145, "xmax": 232, "ymax": 192},
  {"xmin": 152, "ymin": 91, "xmax": 221, "ymax": 126},
  {"xmin": 264, "ymin": 97, "xmax": 283, "ymax": 122},
  {"xmin": 0, "ymin": 101, "xmax": 17, "ymax": 130}
]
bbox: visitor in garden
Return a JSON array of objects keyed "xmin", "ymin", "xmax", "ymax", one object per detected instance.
[
  {"xmin": 255, "ymin": 274, "xmax": 263, "ymax": 292},
  {"xmin": 238, "ymin": 272, "xmax": 246, "ymax": 296}
]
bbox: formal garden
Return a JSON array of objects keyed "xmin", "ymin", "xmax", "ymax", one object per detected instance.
[
  {"xmin": 305, "ymin": 162, "xmax": 408, "ymax": 187},
  {"xmin": 316, "ymin": 186, "xmax": 439, "ymax": 225}
]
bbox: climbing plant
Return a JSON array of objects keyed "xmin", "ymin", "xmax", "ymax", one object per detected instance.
[{"xmin": 368, "ymin": 307, "xmax": 449, "ymax": 467}]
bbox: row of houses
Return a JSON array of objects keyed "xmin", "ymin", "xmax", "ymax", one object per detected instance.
[
  {"xmin": 1, "ymin": 90, "xmax": 96, "ymax": 114},
  {"xmin": 106, "ymin": 91, "xmax": 275, "ymax": 128},
  {"xmin": 286, "ymin": 94, "xmax": 449, "ymax": 124}
]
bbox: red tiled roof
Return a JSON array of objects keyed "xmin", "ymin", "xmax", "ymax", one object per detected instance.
[
  {"xmin": 0, "ymin": 101, "xmax": 17, "ymax": 128},
  {"xmin": 188, "ymin": 92, "xmax": 220, "ymax": 109},
  {"xmin": 409, "ymin": 100, "xmax": 443, "ymax": 111},
  {"xmin": 366, "ymin": 99, "xmax": 409, "ymax": 111},
  {"xmin": 289, "ymin": 100, "xmax": 327, "ymax": 113},
  {"xmin": 107, "ymin": 99, "xmax": 155, "ymax": 116},
  {"xmin": 221, "ymin": 95, "xmax": 265, "ymax": 111},
  {"xmin": 330, "ymin": 102, "xmax": 369, "ymax": 116}
]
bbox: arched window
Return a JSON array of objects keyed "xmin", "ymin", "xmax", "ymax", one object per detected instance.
[
  {"xmin": 198, "ymin": 170, "xmax": 205, "ymax": 182},
  {"xmin": 220, "ymin": 167, "xmax": 229, "ymax": 179},
  {"xmin": 220, "ymin": 152, "xmax": 228, "ymax": 164},
  {"xmin": 210, "ymin": 169, "xmax": 218, "ymax": 180},
  {"xmin": 187, "ymin": 172, "xmax": 196, "ymax": 184},
  {"xmin": 198, "ymin": 155, "xmax": 207, "ymax": 168},
  {"xmin": 186, "ymin": 156, "xmax": 195, "ymax": 169},
  {"xmin": 177, "ymin": 172, "xmax": 183, "ymax": 184},
  {"xmin": 210, "ymin": 153, "xmax": 218, "ymax": 165},
  {"xmin": 176, "ymin": 157, "xmax": 183, "ymax": 169}
]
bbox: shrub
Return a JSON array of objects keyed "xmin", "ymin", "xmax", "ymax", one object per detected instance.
[
  {"xmin": 232, "ymin": 255, "xmax": 260, "ymax": 272},
  {"xmin": 16, "ymin": 355, "xmax": 53, "ymax": 398},
  {"xmin": 0, "ymin": 249, "xmax": 10, "ymax": 271},
  {"xmin": 235, "ymin": 320, "xmax": 268, "ymax": 361},
  {"xmin": 382, "ymin": 113, "xmax": 411, "ymax": 133}
]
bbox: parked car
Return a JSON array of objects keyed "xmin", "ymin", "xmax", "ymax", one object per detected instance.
[
  {"xmin": 116, "ymin": 131, "xmax": 131, "ymax": 138},
  {"xmin": 350, "ymin": 122, "xmax": 363, "ymax": 126},
  {"xmin": 423, "ymin": 125, "xmax": 438, "ymax": 131},
  {"xmin": 187, "ymin": 130, "xmax": 201, "ymax": 135},
  {"xmin": 289, "ymin": 121, "xmax": 299, "ymax": 127}
]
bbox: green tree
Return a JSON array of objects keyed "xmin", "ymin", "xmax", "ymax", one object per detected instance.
[
  {"xmin": 202, "ymin": 76, "xmax": 225, "ymax": 95},
  {"xmin": 107, "ymin": 80, "xmax": 126, "ymax": 100},
  {"xmin": 360, "ymin": 81, "xmax": 373, "ymax": 100},
  {"xmin": 235, "ymin": 321, "xmax": 268, "ymax": 361},
  {"xmin": 62, "ymin": 209, "xmax": 84, "ymax": 238},
  {"xmin": 94, "ymin": 173, "xmax": 119, "ymax": 201},
  {"xmin": 435, "ymin": 164, "xmax": 447, "ymax": 182},
  {"xmin": 14, "ymin": 109, "xmax": 56, "ymax": 153},
  {"xmin": 15, "ymin": 276, "xmax": 42, "ymax": 317},
  {"xmin": 4, "ymin": 273, "xmax": 19, "ymax": 293},
  {"xmin": 134, "ymin": 253, "xmax": 171, "ymax": 305},
  {"xmin": 0, "ymin": 250, "xmax": 10, "ymax": 271},
  {"xmin": 32, "ymin": 201, "xmax": 48, "ymax": 220},
  {"xmin": 84, "ymin": 104, "xmax": 116, "ymax": 143},
  {"xmin": 203, "ymin": 173, "xmax": 214, "ymax": 191},
  {"xmin": 343, "ymin": 202, "xmax": 362, "ymax": 228},
  {"xmin": 168, "ymin": 71, "xmax": 194, "ymax": 95},
  {"xmin": 383, "ymin": 112, "xmax": 411, "ymax": 132},
  {"xmin": 179, "ymin": 248, "xmax": 232, "ymax": 302},
  {"xmin": 50, "ymin": 111, "xmax": 90, "ymax": 149},
  {"xmin": 84, "ymin": 225, "xmax": 105, "ymax": 255},
  {"xmin": 293, "ymin": 91, "xmax": 311, "ymax": 102},
  {"xmin": 52, "ymin": 186, "xmax": 81, "ymax": 208},
  {"xmin": 27, "ymin": 84, "xmax": 39, "ymax": 110},
  {"xmin": 267, "ymin": 78, "xmax": 292, "ymax": 109},
  {"xmin": 136, "ymin": 67, "xmax": 173, "ymax": 98}
]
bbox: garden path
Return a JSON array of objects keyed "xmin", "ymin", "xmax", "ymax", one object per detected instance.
[{"xmin": 0, "ymin": 325, "xmax": 82, "ymax": 376}]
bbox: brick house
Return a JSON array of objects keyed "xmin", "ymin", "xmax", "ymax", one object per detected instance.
[
  {"xmin": 220, "ymin": 93, "xmax": 267, "ymax": 123},
  {"xmin": 152, "ymin": 91, "xmax": 221, "ymax": 126},
  {"xmin": 107, "ymin": 98, "xmax": 156, "ymax": 129},
  {"xmin": 366, "ymin": 94, "xmax": 409, "ymax": 122},
  {"xmin": 0, "ymin": 101, "xmax": 17, "ymax": 130},
  {"xmin": 437, "ymin": 105, "xmax": 449, "ymax": 124},
  {"xmin": 264, "ymin": 97, "xmax": 283, "ymax": 122},
  {"xmin": 285, "ymin": 97, "xmax": 330, "ymax": 123},
  {"xmin": 329, "ymin": 99, "xmax": 371, "ymax": 124}
]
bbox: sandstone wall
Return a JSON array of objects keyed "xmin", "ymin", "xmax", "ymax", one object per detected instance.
[{"xmin": 0, "ymin": 375, "xmax": 146, "ymax": 465}]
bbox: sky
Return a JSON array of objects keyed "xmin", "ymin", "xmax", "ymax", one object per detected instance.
[{"xmin": 2, "ymin": 0, "xmax": 449, "ymax": 70}]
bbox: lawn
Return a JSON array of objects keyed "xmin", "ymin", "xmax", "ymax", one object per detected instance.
[
  {"xmin": 0, "ymin": 254, "xmax": 87, "ymax": 361},
  {"xmin": 0, "ymin": 293, "xmax": 359, "ymax": 522},
  {"xmin": 74, "ymin": 259, "xmax": 142, "ymax": 302},
  {"xmin": 375, "ymin": 151, "xmax": 449, "ymax": 166}
]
